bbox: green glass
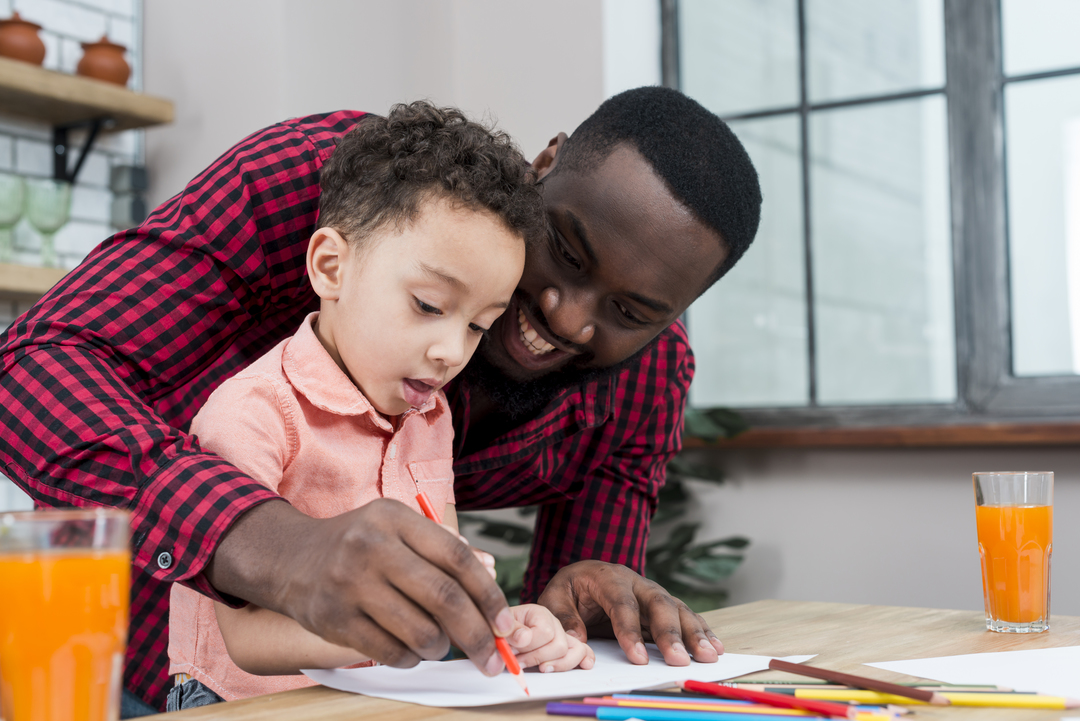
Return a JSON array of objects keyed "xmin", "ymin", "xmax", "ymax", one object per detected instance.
[
  {"xmin": 25, "ymin": 179, "xmax": 72, "ymax": 268},
  {"xmin": 0, "ymin": 174, "xmax": 26, "ymax": 263}
]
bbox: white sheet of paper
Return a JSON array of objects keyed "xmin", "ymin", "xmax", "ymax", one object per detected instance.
[
  {"xmin": 865, "ymin": 646, "xmax": 1080, "ymax": 698},
  {"xmin": 303, "ymin": 640, "xmax": 814, "ymax": 707}
]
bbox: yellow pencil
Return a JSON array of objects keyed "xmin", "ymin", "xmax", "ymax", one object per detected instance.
[{"xmin": 794, "ymin": 689, "xmax": 1080, "ymax": 709}]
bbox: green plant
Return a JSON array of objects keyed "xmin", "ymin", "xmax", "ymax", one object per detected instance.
[{"xmin": 458, "ymin": 406, "xmax": 750, "ymax": 610}]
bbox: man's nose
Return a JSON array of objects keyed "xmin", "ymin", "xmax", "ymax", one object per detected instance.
[{"xmin": 539, "ymin": 287, "xmax": 595, "ymax": 346}]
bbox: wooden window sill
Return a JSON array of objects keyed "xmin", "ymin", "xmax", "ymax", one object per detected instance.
[{"xmin": 687, "ymin": 422, "xmax": 1080, "ymax": 449}]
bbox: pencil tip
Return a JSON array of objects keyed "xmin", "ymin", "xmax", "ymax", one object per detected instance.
[{"xmin": 928, "ymin": 692, "xmax": 951, "ymax": 706}]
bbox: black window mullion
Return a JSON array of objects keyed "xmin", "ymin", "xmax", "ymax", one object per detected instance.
[{"xmin": 797, "ymin": 0, "xmax": 818, "ymax": 407}]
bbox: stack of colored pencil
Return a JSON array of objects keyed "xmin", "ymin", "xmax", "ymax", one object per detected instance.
[{"xmin": 546, "ymin": 691, "xmax": 896, "ymax": 720}]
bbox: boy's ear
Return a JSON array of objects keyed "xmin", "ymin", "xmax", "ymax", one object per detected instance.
[
  {"xmin": 531, "ymin": 132, "xmax": 568, "ymax": 181},
  {"xmin": 307, "ymin": 227, "xmax": 349, "ymax": 300}
]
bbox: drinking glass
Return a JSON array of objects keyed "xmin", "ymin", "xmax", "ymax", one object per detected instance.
[
  {"xmin": 0, "ymin": 509, "xmax": 130, "ymax": 721},
  {"xmin": 973, "ymin": 471, "xmax": 1053, "ymax": 633},
  {"xmin": 0, "ymin": 173, "xmax": 26, "ymax": 262},
  {"xmin": 25, "ymin": 178, "xmax": 72, "ymax": 267}
]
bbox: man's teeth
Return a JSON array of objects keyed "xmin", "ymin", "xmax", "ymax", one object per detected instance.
[{"xmin": 518, "ymin": 309, "xmax": 556, "ymax": 355}]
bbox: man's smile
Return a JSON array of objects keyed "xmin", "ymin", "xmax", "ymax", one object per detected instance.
[
  {"xmin": 518, "ymin": 308, "xmax": 556, "ymax": 355},
  {"xmin": 495, "ymin": 295, "xmax": 574, "ymax": 374}
]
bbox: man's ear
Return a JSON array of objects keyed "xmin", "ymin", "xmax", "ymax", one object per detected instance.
[
  {"xmin": 531, "ymin": 132, "xmax": 568, "ymax": 181},
  {"xmin": 307, "ymin": 227, "xmax": 349, "ymax": 300}
]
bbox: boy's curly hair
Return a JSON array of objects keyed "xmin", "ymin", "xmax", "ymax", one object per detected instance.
[{"xmin": 319, "ymin": 101, "xmax": 546, "ymax": 250}]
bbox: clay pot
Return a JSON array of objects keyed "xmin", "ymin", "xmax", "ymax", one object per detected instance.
[
  {"xmin": 77, "ymin": 36, "xmax": 130, "ymax": 86},
  {"xmin": 0, "ymin": 12, "xmax": 45, "ymax": 66}
]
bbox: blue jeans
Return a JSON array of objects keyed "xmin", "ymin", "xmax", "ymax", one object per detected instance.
[{"xmin": 120, "ymin": 689, "xmax": 159, "ymax": 718}]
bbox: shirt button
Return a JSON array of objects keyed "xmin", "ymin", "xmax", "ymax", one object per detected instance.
[
  {"xmin": 387, "ymin": 445, "xmax": 396, "ymax": 460},
  {"xmin": 157, "ymin": 551, "xmax": 173, "ymax": 570}
]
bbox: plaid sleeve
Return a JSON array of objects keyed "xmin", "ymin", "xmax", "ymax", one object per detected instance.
[
  {"xmin": 0, "ymin": 111, "xmax": 364, "ymax": 596},
  {"xmin": 521, "ymin": 326, "xmax": 695, "ymax": 603}
]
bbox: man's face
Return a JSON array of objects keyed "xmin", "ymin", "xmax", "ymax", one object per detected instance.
[{"xmin": 479, "ymin": 143, "xmax": 728, "ymax": 383}]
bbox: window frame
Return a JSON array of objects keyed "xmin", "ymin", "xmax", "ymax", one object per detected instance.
[{"xmin": 665, "ymin": 0, "xmax": 1080, "ymax": 429}]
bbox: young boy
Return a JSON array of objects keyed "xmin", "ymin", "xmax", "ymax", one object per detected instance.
[{"xmin": 166, "ymin": 102, "xmax": 594, "ymax": 709}]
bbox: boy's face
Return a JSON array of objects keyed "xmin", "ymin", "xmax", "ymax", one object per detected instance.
[
  {"xmin": 309, "ymin": 198, "xmax": 525, "ymax": 417},
  {"xmin": 476, "ymin": 143, "xmax": 728, "ymax": 384}
]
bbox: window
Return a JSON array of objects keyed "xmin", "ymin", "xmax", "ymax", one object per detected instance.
[{"xmin": 670, "ymin": 0, "xmax": 1080, "ymax": 426}]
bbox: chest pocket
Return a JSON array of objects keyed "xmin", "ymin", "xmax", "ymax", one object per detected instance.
[{"xmin": 408, "ymin": 458, "xmax": 455, "ymax": 519}]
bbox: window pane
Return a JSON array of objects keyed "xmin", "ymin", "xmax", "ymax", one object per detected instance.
[
  {"xmin": 1002, "ymin": 0, "xmax": 1080, "ymax": 77},
  {"xmin": 1006, "ymin": 75, "xmax": 1080, "ymax": 376},
  {"xmin": 688, "ymin": 115, "xmax": 808, "ymax": 408},
  {"xmin": 806, "ymin": 0, "xmax": 944, "ymax": 104},
  {"xmin": 811, "ymin": 96, "xmax": 956, "ymax": 404},
  {"xmin": 679, "ymin": 0, "xmax": 798, "ymax": 116}
]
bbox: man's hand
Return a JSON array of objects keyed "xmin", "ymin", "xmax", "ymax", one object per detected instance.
[
  {"xmin": 204, "ymin": 498, "xmax": 515, "ymax": 676},
  {"xmin": 536, "ymin": 560, "xmax": 724, "ymax": 666}
]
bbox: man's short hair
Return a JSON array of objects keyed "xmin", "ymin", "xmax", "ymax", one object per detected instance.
[
  {"xmin": 554, "ymin": 86, "xmax": 762, "ymax": 289},
  {"xmin": 320, "ymin": 101, "xmax": 546, "ymax": 250}
]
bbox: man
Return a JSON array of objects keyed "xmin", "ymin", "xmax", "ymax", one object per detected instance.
[{"xmin": 0, "ymin": 87, "xmax": 760, "ymax": 713}]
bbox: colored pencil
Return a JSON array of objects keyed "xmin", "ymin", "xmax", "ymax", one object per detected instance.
[
  {"xmin": 768, "ymin": 659, "xmax": 948, "ymax": 706},
  {"xmin": 546, "ymin": 702, "xmax": 833, "ymax": 720},
  {"xmin": 680, "ymin": 679, "xmax": 880, "ymax": 720},
  {"xmin": 791, "ymin": 689, "xmax": 1080, "ymax": 709},
  {"xmin": 605, "ymin": 694, "xmax": 889, "ymax": 715},
  {"xmin": 582, "ymin": 696, "xmax": 819, "ymax": 715},
  {"xmin": 414, "ymin": 490, "xmax": 528, "ymax": 696}
]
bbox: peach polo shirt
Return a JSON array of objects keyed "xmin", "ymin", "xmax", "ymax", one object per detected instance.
[{"xmin": 168, "ymin": 312, "xmax": 455, "ymax": 701}]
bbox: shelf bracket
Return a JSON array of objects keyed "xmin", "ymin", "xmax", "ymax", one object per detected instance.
[{"xmin": 53, "ymin": 117, "xmax": 115, "ymax": 184}]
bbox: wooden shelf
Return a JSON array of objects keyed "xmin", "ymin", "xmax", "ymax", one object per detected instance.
[
  {"xmin": 0, "ymin": 56, "xmax": 172, "ymax": 131},
  {"xmin": 689, "ymin": 422, "xmax": 1080, "ymax": 450},
  {"xmin": 0, "ymin": 262, "xmax": 68, "ymax": 300}
]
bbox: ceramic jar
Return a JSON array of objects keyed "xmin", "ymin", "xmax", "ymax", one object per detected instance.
[
  {"xmin": 76, "ymin": 36, "xmax": 130, "ymax": 86},
  {"xmin": 0, "ymin": 12, "xmax": 45, "ymax": 66}
]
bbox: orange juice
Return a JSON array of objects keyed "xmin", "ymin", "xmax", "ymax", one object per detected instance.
[
  {"xmin": 976, "ymin": 504, "xmax": 1052, "ymax": 626},
  {"xmin": 0, "ymin": 549, "xmax": 129, "ymax": 721}
]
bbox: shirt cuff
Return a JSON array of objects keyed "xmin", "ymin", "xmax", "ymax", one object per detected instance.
[{"xmin": 130, "ymin": 451, "xmax": 284, "ymax": 603}]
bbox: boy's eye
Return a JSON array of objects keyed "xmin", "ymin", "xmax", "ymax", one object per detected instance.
[{"xmin": 415, "ymin": 299, "xmax": 442, "ymax": 316}]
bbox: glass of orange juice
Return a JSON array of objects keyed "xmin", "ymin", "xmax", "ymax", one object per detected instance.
[
  {"xmin": 0, "ymin": 509, "xmax": 129, "ymax": 721},
  {"xmin": 973, "ymin": 471, "xmax": 1053, "ymax": 633}
]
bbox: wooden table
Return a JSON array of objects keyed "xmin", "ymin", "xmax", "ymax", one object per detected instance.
[{"xmin": 155, "ymin": 599, "xmax": 1080, "ymax": 720}]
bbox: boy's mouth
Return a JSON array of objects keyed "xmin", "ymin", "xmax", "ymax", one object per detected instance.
[{"xmin": 402, "ymin": 378, "xmax": 437, "ymax": 407}]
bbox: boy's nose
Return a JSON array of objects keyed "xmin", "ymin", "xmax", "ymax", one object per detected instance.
[
  {"xmin": 540, "ymin": 287, "xmax": 595, "ymax": 346},
  {"xmin": 429, "ymin": 330, "xmax": 468, "ymax": 368}
]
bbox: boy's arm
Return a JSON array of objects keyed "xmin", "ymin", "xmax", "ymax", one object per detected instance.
[{"xmin": 214, "ymin": 602, "xmax": 370, "ymax": 675}]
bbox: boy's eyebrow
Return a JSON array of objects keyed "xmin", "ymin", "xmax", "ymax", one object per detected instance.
[{"xmin": 418, "ymin": 262, "xmax": 467, "ymax": 291}]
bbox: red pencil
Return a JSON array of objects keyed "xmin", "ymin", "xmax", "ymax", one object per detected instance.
[
  {"xmin": 415, "ymin": 490, "xmax": 529, "ymax": 696},
  {"xmin": 680, "ymin": 679, "xmax": 865, "ymax": 720}
]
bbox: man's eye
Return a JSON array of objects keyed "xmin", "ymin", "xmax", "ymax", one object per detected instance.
[
  {"xmin": 550, "ymin": 232, "xmax": 581, "ymax": 270},
  {"xmin": 615, "ymin": 302, "xmax": 645, "ymax": 325},
  {"xmin": 415, "ymin": 299, "xmax": 442, "ymax": 316}
]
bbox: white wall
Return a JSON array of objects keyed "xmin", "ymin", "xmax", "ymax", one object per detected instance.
[
  {"xmin": 687, "ymin": 446, "xmax": 1080, "ymax": 616},
  {"xmin": 143, "ymin": 0, "xmax": 604, "ymax": 207}
]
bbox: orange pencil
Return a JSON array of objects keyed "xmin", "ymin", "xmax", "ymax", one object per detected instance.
[{"xmin": 415, "ymin": 489, "xmax": 529, "ymax": 696}]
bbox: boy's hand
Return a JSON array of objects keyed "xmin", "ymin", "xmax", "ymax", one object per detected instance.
[{"xmin": 505, "ymin": 603, "xmax": 595, "ymax": 673}]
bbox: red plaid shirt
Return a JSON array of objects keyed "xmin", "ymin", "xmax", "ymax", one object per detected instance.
[{"xmin": 0, "ymin": 111, "xmax": 692, "ymax": 710}]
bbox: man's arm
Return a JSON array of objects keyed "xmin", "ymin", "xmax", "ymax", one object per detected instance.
[{"xmin": 528, "ymin": 325, "xmax": 724, "ymax": 665}]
